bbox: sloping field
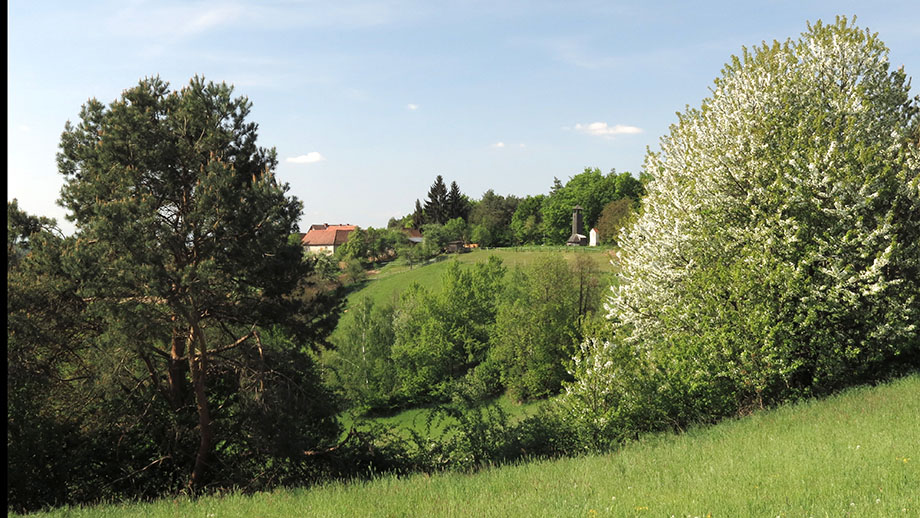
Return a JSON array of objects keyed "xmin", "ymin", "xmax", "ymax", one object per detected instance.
[
  {"xmin": 362, "ymin": 247, "xmax": 613, "ymax": 305},
  {"xmin": 24, "ymin": 374, "xmax": 919, "ymax": 517},
  {"xmin": 332, "ymin": 247, "xmax": 616, "ymax": 343}
]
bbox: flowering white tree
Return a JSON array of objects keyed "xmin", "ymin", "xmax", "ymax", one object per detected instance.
[{"xmin": 566, "ymin": 17, "xmax": 919, "ymax": 426}]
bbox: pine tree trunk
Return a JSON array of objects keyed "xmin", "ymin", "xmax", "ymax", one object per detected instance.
[
  {"xmin": 167, "ymin": 321, "xmax": 187, "ymax": 411},
  {"xmin": 187, "ymin": 321, "xmax": 213, "ymax": 490}
]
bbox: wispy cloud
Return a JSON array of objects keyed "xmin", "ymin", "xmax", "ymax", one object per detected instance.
[
  {"xmin": 109, "ymin": 0, "xmax": 402, "ymax": 39},
  {"xmin": 287, "ymin": 152, "xmax": 326, "ymax": 164},
  {"xmin": 545, "ymin": 38, "xmax": 624, "ymax": 70},
  {"xmin": 491, "ymin": 141, "xmax": 506, "ymax": 149},
  {"xmin": 574, "ymin": 122, "xmax": 642, "ymax": 138},
  {"xmin": 407, "ymin": 103, "xmax": 419, "ymax": 111},
  {"xmin": 516, "ymin": 33, "xmax": 728, "ymax": 72},
  {"xmin": 108, "ymin": 2, "xmax": 244, "ymax": 39}
]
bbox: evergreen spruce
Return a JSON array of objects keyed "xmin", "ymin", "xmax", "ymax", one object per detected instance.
[{"xmin": 424, "ymin": 174, "xmax": 449, "ymax": 224}]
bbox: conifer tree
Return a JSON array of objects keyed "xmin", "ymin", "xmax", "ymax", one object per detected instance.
[
  {"xmin": 56, "ymin": 76, "xmax": 341, "ymax": 490},
  {"xmin": 446, "ymin": 180, "xmax": 470, "ymax": 220},
  {"xmin": 412, "ymin": 198, "xmax": 425, "ymax": 227},
  {"xmin": 424, "ymin": 174, "xmax": 449, "ymax": 224}
]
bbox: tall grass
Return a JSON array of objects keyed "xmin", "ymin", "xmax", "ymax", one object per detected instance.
[{"xmin": 21, "ymin": 374, "xmax": 918, "ymax": 517}]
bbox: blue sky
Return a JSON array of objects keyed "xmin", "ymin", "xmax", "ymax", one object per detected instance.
[{"xmin": 9, "ymin": 1, "xmax": 920, "ymax": 234}]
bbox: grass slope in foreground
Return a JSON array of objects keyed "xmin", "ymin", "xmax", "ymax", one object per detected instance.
[{"xmin": 23, "ymin": 374, "xmax": 919, "ymax": 517}]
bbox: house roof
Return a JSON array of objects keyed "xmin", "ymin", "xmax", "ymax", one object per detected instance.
[
  {"xmin": 402, "ymin": 228, "xmax": 423, "ymax": 239},
  {"xmin": 301, "ymin": 225, "xmax": 356, "ymax": 246}
]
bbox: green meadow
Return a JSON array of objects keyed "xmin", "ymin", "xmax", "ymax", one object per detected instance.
[
  {"xmin": 338, "ymin": 393, "xmax": 546, "ymax": 439},
  {"xmin": 362, "ymin": 246, "xmax": 613, "ymax": 300},
  {"xmin": 23, "ymin": 374, "xmax": 919, "ymax": 518},
  {"xmin": 332, "ymin": 246, "xmax": 616, "ymax": 343}
]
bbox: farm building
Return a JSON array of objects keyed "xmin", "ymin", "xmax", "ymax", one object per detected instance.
[{"xmin": 301, "ymin": 224, "xmax": 356, "ymax": 254}]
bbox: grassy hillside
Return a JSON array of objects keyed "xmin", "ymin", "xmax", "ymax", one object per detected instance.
[
  {"xmin": 24, "ymin": 374, "xmax": 919, "ymax": 517},
  {"xmin": 363, "ymin": 246, "xmax": 613, "ymax": 304},
  {"xmin": 333, "ymin": 247, "xmax": 616, "ymax": 344}
]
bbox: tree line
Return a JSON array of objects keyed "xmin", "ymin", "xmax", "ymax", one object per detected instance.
[
  {"xmin": 384, "ymin": 168, "xmax": 646, "ymax": 249},
  {"xmin": 330, "ymin": 167, "xmax": 646, "ymax": 273}
]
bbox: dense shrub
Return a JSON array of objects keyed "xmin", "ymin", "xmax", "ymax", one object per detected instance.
[
  {"xmin": 490, "ymin": 255, "xmax": 606, "ymax": 401},
  {"xmin": 390, "ymin": 258, "xmax": 506, "ymax": 405}
]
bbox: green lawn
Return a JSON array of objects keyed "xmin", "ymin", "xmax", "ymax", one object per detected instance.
[{"xmin": 22, "ymin": 374, "xmax": 919, "ymax": 517}]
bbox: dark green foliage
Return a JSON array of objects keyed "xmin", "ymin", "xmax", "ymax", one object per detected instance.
[
  {"xmin": 468, "ymin": 190, "xmax": 519, "ymax": 247},
  {"xmin": 509, "ymin": 194, "xmax": 545, "ymax": 245},
  {"xmin": 7, "ymin": 199, "xmax": 56, "ymax": 259},
  {"xmin": 8, "ymin": 210, "xmax": 106, "ymax": 511},
  {"xmin": 8, "ymin": 77, "xmax": 344, "ymax": 511},
  {"xmin": 424, "ymin": 175, "xmax": 450, "ymax": 224},
  {"xmin": 216, "ymin": 326, "xmax": 341, "ymax": 488},
  {"xmin": 446, "ymin": 181, "xmax": 471, "ymax": 221},
  {"xmin": 334, "ymin": 400, "xmax": 583, "ymax": 480},
  {"xmin": 412, "ymin": 199, "xmax": 425, "ymax": 228}
]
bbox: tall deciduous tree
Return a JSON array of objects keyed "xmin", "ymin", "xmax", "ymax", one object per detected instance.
[
  {"xmin": 490, "ymin": 255, "xmax": 604, "ymax": 401},
  {"xmin": 56, "ymin": 76, "xmax": 341, "ymax": 489},
  {"xmin": 510, "ymin": 194, "xmax": 545, "ymax": 245},
  {"xmin": 595, "ymin": 197, "xmax": 635, "ymax": 245},
  {"xmin": 469, "ymin": 189, "xmax": 519, "ymax": 247}
]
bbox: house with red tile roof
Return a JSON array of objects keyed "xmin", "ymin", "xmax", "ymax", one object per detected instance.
[{"xmin": 301, "ymin": 224, "xmax": 357, "ymax": 255}]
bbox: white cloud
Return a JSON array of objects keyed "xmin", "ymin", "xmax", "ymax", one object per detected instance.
[
  {"xmin": 519, "ymin": 143, "xmax": 526, "ymax": 149},
  {"xmin": 407, "ymin": 103, "xmax": 419, "ymax": 111},
  {"xmin": 574, "ymin": 122, "xmax": 643, "ymax": 138},
  {"xmin": 286, "ymin": 152, "xmax": 326, "ymax": 164},
  {"xmin": 491, "ymin": 141, "xmax": 506, "ymax": 149}
]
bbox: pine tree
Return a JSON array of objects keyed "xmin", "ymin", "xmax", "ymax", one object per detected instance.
[
  {"xmin": 424, "ymin": 174, "xmax": 449, "ymax": 224},
  {"xmin": 55, "ymin": 76, "xmax": 342, "ymax": 490},
  {"xmin": 446, "ymin": 180, "xmax": 469, "ymax": 220},
  {"xmin": 412, "ymin": 199, "xmax": 425, "ymax": 227}
]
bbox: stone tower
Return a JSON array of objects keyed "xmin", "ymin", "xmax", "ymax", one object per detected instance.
[{"xmin": 566, "ymin": 205, "xmax": 587, "ymax": 246}]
